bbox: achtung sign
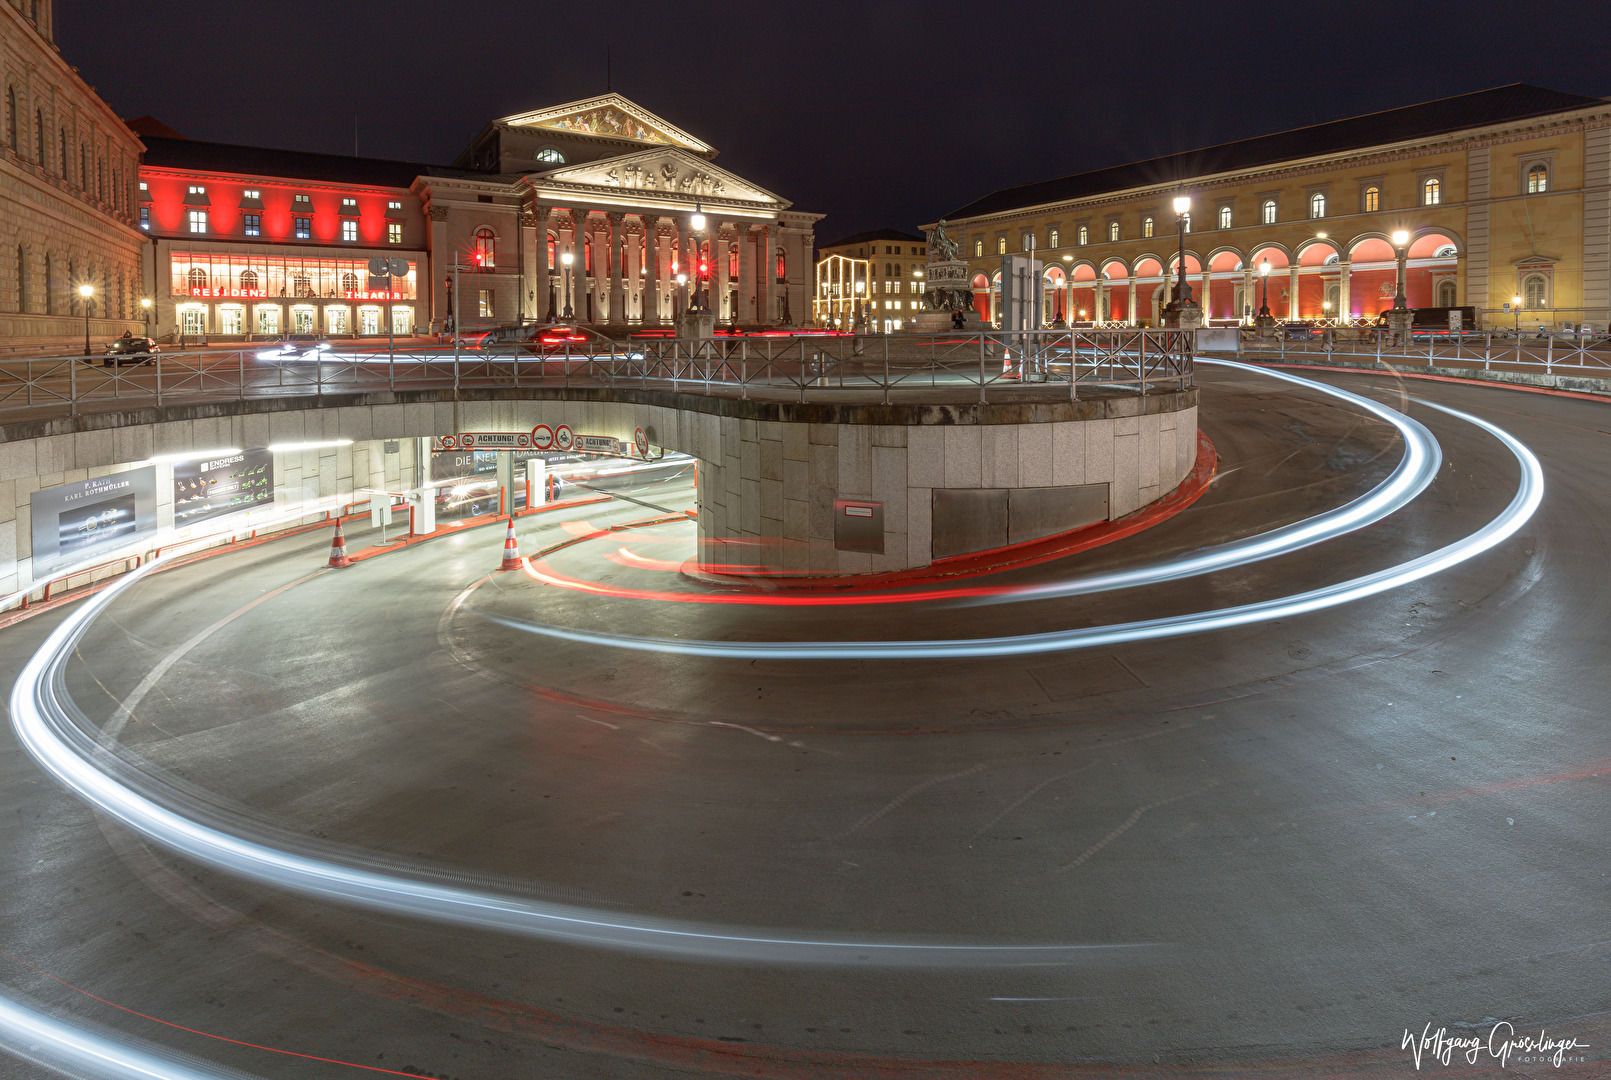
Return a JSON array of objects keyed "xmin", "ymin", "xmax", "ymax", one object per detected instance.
[
  {"xmin": 433, "ymin": 432, "xmax": 531, "ymax": 451},
  {"xmin": 431, "ymin": 429, "xmax": 626, "ymax": 455}
]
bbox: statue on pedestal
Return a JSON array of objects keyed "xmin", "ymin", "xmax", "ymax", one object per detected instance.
[{"xmin": 910, "ymin": 219, "xmax": 984, "ymax": 332}]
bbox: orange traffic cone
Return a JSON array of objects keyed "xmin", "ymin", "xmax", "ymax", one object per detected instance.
[
  {"xmin": 327, "ymin": 521, "xmax": 352, "ymax": 568},
  {"xmin": 499, "ymin": 517, "xmax": 523, "ymax": 571}
]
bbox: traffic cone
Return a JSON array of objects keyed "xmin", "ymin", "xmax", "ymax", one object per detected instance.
[
  {"xmin": 499, "ymin": 517, "xmax": 523, "ymax": 571},
  {"xmin": 327, "ymin": 521, "xmax": 352, "ymax": 568}
]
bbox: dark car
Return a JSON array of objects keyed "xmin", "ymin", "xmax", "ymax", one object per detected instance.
[{"xmin": 100, "ymin": 336, "xmax": 160, "ymax": 366}]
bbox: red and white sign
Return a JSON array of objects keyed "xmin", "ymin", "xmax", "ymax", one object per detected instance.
[
  {"xmin": 577, "ymin": 435, "xmax": 619, "ymax": 454},
  {"xmin": 634, "ymin": 427, "xmax": 649, "ymax": 456},
  {"xmin": 554, "ymin": 425, "xmax": 575, "ymax": 452},
  {"xmin": 440, "ymin": 435, "xmax": 458, "ymax": 449},
  {"xmin": 531, "ymin": 424, "xmax": 554, "ymax": 450},
  {"xmin": 431, "ymin": 432, "xmax": 532, "ymax": 452}
]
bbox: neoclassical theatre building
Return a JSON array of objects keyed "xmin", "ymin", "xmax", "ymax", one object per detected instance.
[
  {"xmin": 135, "ymin": 94, "xmax": 820, "ymax": 342},
  {"xmin": 1, "ymin": 0, "xmax": 147, "ymax": 350},
  {"xmin": 933, "ymin": 85, "xmax": 1610, "ymax": 330}
]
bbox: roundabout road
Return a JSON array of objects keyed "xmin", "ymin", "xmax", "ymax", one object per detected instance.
[{"xmin": 1, "ymin": 365, "xmax": 1607, "ymax": 1078}]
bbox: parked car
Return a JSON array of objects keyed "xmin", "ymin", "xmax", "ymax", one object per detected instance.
[{"xmin": 100, "ymin": 336, "xmax": 161, "ymax": 366}]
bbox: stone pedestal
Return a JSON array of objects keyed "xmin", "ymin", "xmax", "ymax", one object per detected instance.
[
  {"xmin": 1386, "ymin": 307, "xmax": 1413, "ymax": 347},
  {"xmin": 1165, "ymin": 300, "xmax": 1203, "ymax": 329},
  {"xmin": 907, "ymin": 311, "xmax": 954, "ymax": 333},
  {"xmin": 678, "ymin": 309, "xmax": 716, "ymax": 339}
]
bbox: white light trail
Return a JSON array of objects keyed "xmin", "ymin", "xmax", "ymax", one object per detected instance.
[{"xmin": 489, "ymin": 399, "xmax": 1541, "ymax": 659}]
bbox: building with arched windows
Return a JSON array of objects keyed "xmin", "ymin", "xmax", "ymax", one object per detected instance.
[
  {"xmin": 133, "ymin": 94, "xmax": 821, "ymax": 340},
  {"xmin": 1, "ymin": 0, "xmax": 146, "ymax": 350},
  {"xmin": 930, "ymin": 84, "xmax": 1611, "ymax": 330}
]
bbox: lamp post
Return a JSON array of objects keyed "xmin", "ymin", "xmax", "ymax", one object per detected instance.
[
  {"xmin": 79, "ymin": 284, "xmax": 93, "ymax": 355},
  {"xmin": 1163, "ymin": 194, "xmax": 1199, "ymax": 328},
  {"xmin": 140, "ymin": 296, "xmax": 151, "ymax": 328},
  {"xmin": 1513, "ymin": 293, "xmax": 1522, "ymax": 336},
  {"xmin": 1258, "ymin": 260, "xmax": 1271, "ymax": 317},
  {"xmin": 1387, "ymin": 228, "xmax": 1412, "ymax": 343},
  {"xmin": 560, "ymin": 251, "xmax": 574, "ymax": 321}
]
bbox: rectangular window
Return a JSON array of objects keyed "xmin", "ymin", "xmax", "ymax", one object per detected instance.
[
  {"xmin": 387, "ymin": 200, "xmax": 402, "ymax": 212},
  {"xmin": 478, "ymin": 289, "xmax": 493, "ymax": 318},
  {"xmin": 996, "ymin": 237, "xmax": 1006, "ymax": 255},
  {"xmin": 974, "ymin": 239, "xmax": 983, "ymax": 257},
  {"xmin": 243, "ymin": 189, "xmax": 259, "ymax": 200},
  {"xmin": 243, "ymin": 213, "xmax": 260, "ymax": 237},
  {"xmin": 1108, "ymin": 221, "xmax": 1119, "ymax": 242},
  {"xmin": 1048, "ymin": 228, "xmax": 1059, "ymax": 247},
  {"xmin": 1362, "ymin": 186, "xmax": 1380, "ymax": 213},
  {"xmin": 139, "ymin": 182, "xmax": 148, "ymax": 194},
  {"xmin": 387, "ymin": 222, "xmax": 402, "ymax": 245},
  {"xmin": 188, "ymin": 185, "xmax": 205, "ymax": 195},
  {"xmin": 187, "ymin": 209, "xmax": 207, "ymax": 234},
  {"xmin": 1078, "ymin": 225, "xmax": 1088, "ymax": 246},
  {"xmin": 341, "ymin": 198, "xmax": 358, "ymax": 213},
  {"xmin": 138, "ymin": 206, "xmax": 149, "ymax": 230},
  {"xmin": 1218, "ymin": 206, "xmax": 1232, "ymax": 229},
  {"xmin": 294, "ymin": 217, "xmax": 311, "ymax": 240},
  {"xmin": 1261, "ymin": 199, "xmax": 1277, "ymax": 224},
  {"xmin": 341, "ymin": 220, "xmax": 357, "ymax": 242}
]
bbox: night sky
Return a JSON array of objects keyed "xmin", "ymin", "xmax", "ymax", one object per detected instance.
[{"xmin": 65, "ymin": 0, "xmax": 1610, "ymax": 246}]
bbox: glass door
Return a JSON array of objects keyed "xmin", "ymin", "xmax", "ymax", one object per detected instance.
[
  {"xmin": 217, "ymin": 307, "xmax": 243, "ymax": 335},
  {"xmin": 257, "ymin": 306, "xmax": 280, "ymax": 335},
  {"xmin": 292, "ymin": 308, "xmax": 314, "ymax": 334},
  {"xmin": 359, "ymin": 308, "xmax": 380, "ymax": 335},
  {"xmin": 392, "ymin": 306, "xmax": 412, "ymax": 335},
  {"xmin": 180, "ymin": 309, "xmax": 206, "ymax": 336}
]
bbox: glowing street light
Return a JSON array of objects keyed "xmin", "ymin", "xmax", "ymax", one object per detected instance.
[
  {"xmin": 78, "ymin": 284, "xmax": 93, "ymax": 356},
  {"xmin": 1390, "ymin": 229, "xmax": 1411, "ymax": 312},
  {"xmin": 560, "ymin": 250, "xmax": 575, "ymax": 321},
  {"xmin": 1258, "ymin": 259, "xmax": 1272, "ymax": 321},
  {"xmin": 1513, "ymin": 293, "xmax": 1523, "ymax": 334},
  {"xmin": 1168, "ymin": 193, "xmax": 1193, "ymax": 323}
]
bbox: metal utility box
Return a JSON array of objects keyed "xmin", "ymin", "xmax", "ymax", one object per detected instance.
[{"xmin": 833, "ymin": 499, "xmax": 884, "ymax": 554}]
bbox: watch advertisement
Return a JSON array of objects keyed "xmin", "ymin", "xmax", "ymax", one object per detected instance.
[
  {"xmin": 30, "ymin": 466, "xmax": 158, "ymax": 577},
  {"xmin": 173, "ymin": 449, "xmax": 274, "ymax": 527}
]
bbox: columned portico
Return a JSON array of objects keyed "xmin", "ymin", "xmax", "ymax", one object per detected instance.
[
  {"xmin": 641, "ymin": 215, "xmax": 661, "ymax": 328},
  {"xmin": 738, "ymin": 227, "xmax": 756, "ymax": 324}
]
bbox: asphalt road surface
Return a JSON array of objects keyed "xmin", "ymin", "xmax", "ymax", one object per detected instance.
[{"xmin": 1, "ymin": 365, "xmax": 1607, "ymax": 1078}]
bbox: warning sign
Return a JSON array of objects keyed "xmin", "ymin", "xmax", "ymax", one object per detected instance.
[{"xmin": 431, "ymin": 432, "xmax": 531, "ymax": 452}]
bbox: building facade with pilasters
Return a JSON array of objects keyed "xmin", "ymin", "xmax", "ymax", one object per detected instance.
[
  {"xmin": 932, "ymin": 85, "xmax": 1611, "ymax": 331},
  {"xmin": 416, "ymin": 94, "xmax": 821, "ymax": 332}
]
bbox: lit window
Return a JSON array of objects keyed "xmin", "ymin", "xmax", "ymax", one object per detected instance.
[
  {"xmin": 1363, "ymin": 185, "xmax": 1380, "ymax": 212},
  {"xmin": 1143, "ymin": 217, "xmax": 1154, "ymax": 239},
  {"xmin": 243, "ymin": 189, "xmax": 259, "ymax": 199},
  {"xmin": 240, "ymin": 270, "xmax": 259, "ymax": 291},
  {"xmin": 187, "ymin": 209, "xmax": 207, "ymax": 234},
  {"xmin": 187, "ymin": 267, "xmax": 207, "ymax": 289},
  {"xmin": 341, "ymin": 198, "xmax": 358, "ymax": 214},
  {"xmin": 387, "ymin": 200, "xmax": 402, "ymax": 211},
  {"xmin": 996, "ymin": 236, "xmax": 1006, "ymax": 255},
  {"xmin": 478, "ymin": 289, "xmax": 494, "ymax": 318},
  {"xmin": 138, "ymin": 206, "xmax": 149, "ymax": 230},
  {"xmin": 973, "ymin": 239, "xmax": 983, "ymax": 257},
  {"xmin": 1522, "ymin": 274, "xmax": 1546, "ymax": 309},
  {"xmin": 1218, "ymin": 206, "xmax": 1232, "ymax": 229},
  {"xmin": 243, "ymin": 213, "xmax": 260, "ymax": 236},
  {"xmin": 1309, "ymin": 192, "xmax": 1326, "ymax": 219},
  {"xmin": 387, "ymin": 222, "xmax": 402, "ymax": 245},
  {"xmin": 294, "ymin": 217, "xmax": 311, "ymax": 240},
  {"xmin": 138, "ymin": 181, "xmax": 147, "ymax": 195},
  {"xmin": 1527, "ymin": 163, "xmax": 1548, "ymax": 193},
  {"xmin": 293, "ymin": 194, "xmax": 311, "ymax": 209},
  {"xmin": 293, "ymin": 273, "xmax": 312, "ymax": 297},
  {"xmin": 1422, "ymin": 177, "xmax": 1441, "ymax": 205},
  {"xmin": 188, "ymin": 184, "xmax": 205, "ymax": 195},
  {"xmin": 341, "ymin": 220, "xmax": 357, "ymax": 242},
  {"xmin": 1107, "ymin": 221, "xmax": 1119, "ymax": 242},
  {"xmin": 1261, "ymin": 199, "xmax": 1276, "ymax": 224},
  {"xmin": 1048, "ymin": 229, "xmax": 1059, "ymax": 247},
  {"xmin": 1077, "ymin": 225, "xmax": 1088, "ymax": 246}
]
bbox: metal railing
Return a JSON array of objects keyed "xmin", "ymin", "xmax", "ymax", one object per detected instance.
[
  {"xmin": 0, "ymin": 329, "xmax": 1194, "ymax": 421},
  {"xmin": 1227, "ymin": 326, "xmax": 1611, "ymax": 379}
]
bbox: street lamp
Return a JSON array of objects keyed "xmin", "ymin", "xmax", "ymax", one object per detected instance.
[
  {"xmin": 1258, "ymin": 259, "xmax": 1271, "ymax": 319},
  {"xmin": 140, "ymin": 296, "xmax": 151, "ymax": 328},
  {"xmin": 79, "ymin": 284, "xmax": 93, "ymax": 355},
  {"xmin": 1513, "ymin": 293, "xmax": 1522, "ymax": 335},
  {"xmin": 1390, "ymin": 229, "xmax": 1410, "ymax": 311},
  {"xmin": 1171, "ymin": 193, "xmax": 1193, "ymax": 316},
  {"xmin": 560, "ymin": 250, "xmax": 575, "ymax": 321}
]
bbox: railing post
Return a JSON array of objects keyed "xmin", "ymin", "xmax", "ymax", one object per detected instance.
[
  {"xmin": 882, "ymin": 333, "xmax": 890, "ymax": 405},
  {"xmin": 1484, "ymin": 331, "xmax": 1492, "ymax": 370},
  {"xmin": 155, "ymin": 352, "xmax": 163, "ymax": 405},
  {"xmin": 978, "ymin": 332, "xmax": 986, "ymax": 404},
  {"xmin": 69, "ymin": 351, "xmax": 77, "ymax": 416},
  {"xmin": 1546, "ymin": 332, "xmax": 1554, "ymax": 374},
  {"xmin": 238, "ymin": 349, "xmax": 245, "ymax": 402}
]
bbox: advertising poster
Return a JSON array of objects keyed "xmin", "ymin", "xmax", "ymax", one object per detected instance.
[
  {"xmin": 173, "ymin": 448, "xmax": 274, "ymax": 527},
  {"xmin": 30, "ymin": 466, "xmax": 158, "ymax": 577},
  {"xmin": 429, "ymin": 448, "xmax": 559, "ymax": 518}
]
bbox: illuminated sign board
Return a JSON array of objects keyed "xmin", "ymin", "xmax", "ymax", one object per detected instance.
[
  {"xmin": 173, "ymin": 448, "xmax": 274, "ymax": 526},
  {"xmin": 189, "ymin": 287, "xmax": 266, "ymax": 298}
]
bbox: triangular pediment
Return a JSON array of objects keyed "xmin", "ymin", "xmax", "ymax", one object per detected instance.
[
  {"xmin": 498, "ymin": 94, "xmax": 711, "ymax": 153},
  {"xmin": 534, "ymin": 148, "xmax": 784, "ymax": 208}
]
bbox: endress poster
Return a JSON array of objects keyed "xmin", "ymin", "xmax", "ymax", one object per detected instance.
[
  {"xmin": 30, "ymin": 466, "xmax": 158, "ymax": 577},
  {"xmin": 173, "ymin": 449, "xmax": 274, "ymax": 526}
]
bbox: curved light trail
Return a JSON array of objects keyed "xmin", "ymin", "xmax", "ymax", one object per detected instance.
[
  {"xmin": 485, "ymin": 399, "xmax": 1541, "ymax": 659},
  {"xmin": 0, "ymin": 990, "xmax": 256, "ymax": 1080},
  {"xmin": 519, "ymin": 358, "xmax": 1443, "ymax": 608},
  {"xmin": 6, "ymin": 559, "xmax": 1158, "ymax": 970}
]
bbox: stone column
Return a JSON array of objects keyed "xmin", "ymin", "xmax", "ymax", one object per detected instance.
[
  {"xmin": 737, "ymin": 226, "xmax": 755, "ymax": 325},
  {"xmin": 1288, "ymin": 265, "xmax": 1301, "ymax": 321},
  {"xmin": 1338, "ymin": 261, "xmax": 1351, "ymax": 320},
  {"xmin": 758, "ymin": 225, "xmax": 775, "ymax": 325},
  {"xmin": 607, "ymin": 212, "xmax": 625, "ymax": 327},
  {"xmin": 1127, "ymin": 276, "xmax": 1138, "ymax": 324},
  {"xmin": 1201, "ymin": 271, "xmax": 1212, "ymax": 320},
  {"xmin": 1242, "ymin": 267, "xmax": 1254, "ymax": 322},
  {"xmin": 428, "ymin": 205, "xmax": 450, "ymax": 331},
  {"xmin": 533, "ymin": 205, "xmax": 552, "ymax": 324},
  {"xmin": 640, "ymin": 215, "xmax": 660, "ymax": 328},
  {"xmin": 625, "ymin": 221, "xmax": 642, "ymax": 323},
  {"xmin": 519, "ymin": 210, "xmax": 538, "ymax": 324},
  {"xmin": 712, "ymin": 223, "xmax": 729, "ymax": 321}
]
